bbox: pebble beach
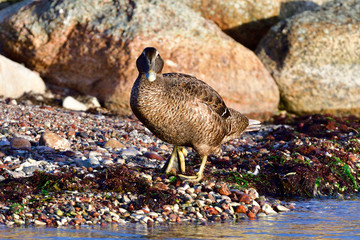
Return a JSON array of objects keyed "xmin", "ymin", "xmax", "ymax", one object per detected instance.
[{"xmin": 0, "ymin": 95, "xmax": 359, "ymax": 228}]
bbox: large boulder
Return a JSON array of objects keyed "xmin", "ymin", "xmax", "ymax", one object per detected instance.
[
  {"xmin": 0, "ymin": 0, "xmax": 279, "ymax": 115},
  {"xmin": 184, "ymin": 0, "xmax": 281, "ymax": 50},
  {"xmin": 184, "ymin": 0, "xmax": 333, "ymax": 50},
  {"xmin": 256, "ymin": 0, "xmax": 360, "ymax": 116},
  {"xmin": 0, "ymin": 54, "xmax": 46, "ymax": 98},
  {"xmin": 279, "ymin": 0, "xmax": 333, "ymax": 19}
]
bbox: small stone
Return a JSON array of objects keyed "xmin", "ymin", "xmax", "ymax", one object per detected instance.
[
  {"xmin": 276, "ymin": 205, "xmax": 290, "ymax": 212},
  {"xmin": 120, "ymin": 148, "xmax": 141, "ymax": 157},
  {"xmin": 251, "ymin": 205, "xmax": 260, "ymax": 214},
  {"xmin": 10, "ymin": 137, "xmax": 31, "ymax": 150},
  {"xmin": 195, "ymin": 212, "xmax": 204, "ymax": 219},
  {"xmin": 156, "ymin": 217, "xmax": 165, "ymax": 223},
  {"xmin": 7, "ymin": 170, "xmax": 26, "ymax": 178},
  {"xmin": 143, "ymin": 152, "xmax": 164, "ymax": 161},
  {"xmin": 140, "ymin": 173, "xmax": 152, "ymax": 181},
  {"xmin": 75, "ymin": 159, "xmax": 92, "ymax": 168},
  {"xmin": 56, "ymin": 209, "xmax": 63, "ymax": 217},
  {"xmin": 262, "ymin": 203, "xmax": 278, "ymax": 215},
  {"xmin": 63, "ymin": 96, "xmax": 88, "ymax": 111},
  {"xmin": 218, "ymin": 185, "xmax": 231, "ymax": 196},
  {"xmin": 22, "ymin": 165, "xmax": 40, "ymax": 175},
  {"xmin": 34, "ymin": 220, "xmax": 46, "ymax": 226},
  {"xmin": 207, "ymin": 207, "xmax": 219, "ymax": 215},
  {"xmin": 248, "ymin": 188, "xmax": 259, "ymax": 199},
  {"xmin": 257, "ymin": 212, "xmax": 267, "ymax": 218},
  {"xmin": 236, "ymin": 213, "xmax": 248, "ymax": 220},
  {"xmin": 247, "ymin": 212, "xmax": 256, "ymax": 219},
  {"xmin": 214, "ymin": 206, "xmax": 223, "ymax": 213},
  {"xmin": 104, "ymin": 138, "xmax": 125, "ymax": 149},
  {"xmin": 86, "ymin": 96, "xmax": 101, "ymax": 108},
  {"xmin": 195, "ymin": 200, "xmax": 205, "ymax": 208},
  {"xmin": 169, "ymin": 213, "xmax": 177, "ymax": 222},
  {"xmin": 14, "ymin": 219, "xmax": 25, "ymax": 225},
  {"xmin": 154, "ymin": 182, "xmax": 169, "ymax": 190},
  {"xmin": 187, "ymin": 206, "xmax": 196, "ymax": 213},
  {"xmin": 5, "ymin": 221, "xmax": 15, "ymax": 226},
  {"xmin": 39, "ymin": 131, "xmax": 70, "ymax": 150},
  {"xmin": 0, "ymin": 137, "xmax": 10, "ymax": 146},
  {"xmin": 89, "ymin": 157, "xmax": 100, "ymax": 166},
  {"xmin": 235, "ymin": 205, "xmax": 247, "ymax": 214},
  {"xmin": 239, "ymin": 194, "xmax": 251, "ymax": 204},
  {"xmin": 102, "ymin": 159, "xmax": 113, "ymax": 165},
  {"xmin": 9, "ymin": 99, "xmax": 17, "ymax": 105}
]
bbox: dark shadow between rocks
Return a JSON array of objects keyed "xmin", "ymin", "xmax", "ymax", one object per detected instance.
[
  {"xmin": 224, "ymin": 16, "xmax": 279, "ymax": 51},
  {"xmin": 223, "ymin": 1, "xmax": 320, "ymax": 52}
]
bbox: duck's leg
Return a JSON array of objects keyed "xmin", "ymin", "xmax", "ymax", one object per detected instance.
[
  {"xmin": 178, "ymin": 155, "xmax": 207, "ymax": 182},
  {"xmin": 177, "ymin": 146, "xmax": 188, "ymax": 173},
  {"xmin": 163, "ymin": 146, "xmax": 188, "ymax": 174},
  {"xmin": 163, "ymin": 146, "xmax": 180, "ymax": 173}
]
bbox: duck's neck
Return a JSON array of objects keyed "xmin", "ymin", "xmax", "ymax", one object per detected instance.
[{"xmin": 138, "ymin": 73, "xmax": 163, "ymax": 87}]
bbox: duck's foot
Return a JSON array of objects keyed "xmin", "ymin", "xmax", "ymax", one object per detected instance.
[
  {"xmin": 177, "ymin": 155, "xmax": 207, "ymax": 182},
  {"xmin": 178, "ymin": 173, "xmax": 203, "ymax": 182}
]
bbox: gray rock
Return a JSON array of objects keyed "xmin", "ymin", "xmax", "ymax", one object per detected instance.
[
  {"xmin": 0, "ymin": 0, "xmax": 34, "ymax": 22},
  {"xmin": 256, "ymin": 0, "xmax": 360, "ymax": 116},
  {"xmin": 102, "ymin": 159, "xmax": 114, "ymax": 165},
  {"xmin": 279, "ymin": 0, "xmax": 332, "ymax": 20},
  {"xmin": 120, "ymin": 148, "xmax": 141, "ymax": 158},
  {"xmin": 74, "ymin": 159, "xmax": 92, "ymax": 168},
  {"xmin": 23, "ymin": 165, "xmax": 41, "ymax": 175},
  {"xmin": 122, "ymin": 195, "xmax": 131, "ymax": 204},
  {"xmin": 88, "ymin": 157, "xmax": 100, "ymax": 166},
  {"xmin": 262, "ymin": 203, "xmax": 278, "ymax": 215},
  {"xmin": 0, "ymin": 137, "xmax": 10, "ymax": 146}
]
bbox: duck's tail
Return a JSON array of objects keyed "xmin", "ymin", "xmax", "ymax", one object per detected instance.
[
  {"xmin": 222, "ymin": 109, "xmax": 261, "ymax": 143},
  {"xmin": 244, "ymin": 119, "xmax": 261, "ymax": 132}
]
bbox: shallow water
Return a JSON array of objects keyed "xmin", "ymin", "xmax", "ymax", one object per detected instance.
[{"xmin": 1, "ymin": 199, "xmax": 360, "ymax": 240}]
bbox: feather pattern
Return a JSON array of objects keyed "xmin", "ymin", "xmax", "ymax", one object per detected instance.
[{"xmin": 130, "ymin": 47, "xmax": 260, "ymax": 178}]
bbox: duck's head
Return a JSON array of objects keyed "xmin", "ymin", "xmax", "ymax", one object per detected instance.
[{"xmin": 136, "ymin": 47, "xmax": 164, "ymax": 82}]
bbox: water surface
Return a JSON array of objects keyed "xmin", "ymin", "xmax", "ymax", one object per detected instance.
[{"xmin": 1, "ymin": 199, "xmax": 359, "ymax": 239}]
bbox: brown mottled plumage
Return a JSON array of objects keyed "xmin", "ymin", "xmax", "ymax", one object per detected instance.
[{"xmin": 130, "ymin": 47, "xmax": 260, "ymax": 181}]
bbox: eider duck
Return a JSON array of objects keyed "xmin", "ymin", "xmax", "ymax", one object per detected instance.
[{"xmin": 130, "ymin": 47, "xmax": 260, "ymax": 182}]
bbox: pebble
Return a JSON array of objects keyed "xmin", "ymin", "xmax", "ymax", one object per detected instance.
[
  {"xmin": 262, "ymin": 203, "xmax": 278, "ymax": 215},
  {"xmin": 239, "ymin": 194, "xmax": 252, "ymax": 204},
  {"xmin": 0, "ymin": 137, "xmax": 10, "ymax": 146},
  {"xmin": 143, "ymin": 152, "xmax": 164, "ymax": 161},
  {"xmin": 276, "ymin": 205, "xmax": 290, "ymax": 212},
  {"xmin": 34, "ymin": 220, "xmax": 46, "ymax": 226},
  {"xmin": 104, "ymin": 138, "xmax": 125, "ymax": 149},
  {"xmin": 63, "ymin": 96, "xmax": 88, "ymax": 111},
  {"xmin": 120, "ymin": 148, "xmax": 141, "ymax": 157},
  {"xmin": 10, "ymin": 137, "xmax": 31, "ymax": 150},
  {"xmin": 39, "ymin": 131, "xmax": 71, "ymax": 150}
]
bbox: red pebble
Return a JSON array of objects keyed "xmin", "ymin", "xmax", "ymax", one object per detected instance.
[
  {"xmin": 247, "ymin": 212, "xmax": 256, "ymax": 219},
  {"xmin": 239, "ymin": 194, "xmax": 251, "ymax": 204},
  {"xmin": 235, "ymin": 205, "xmax": 247, "ymax": 214}
]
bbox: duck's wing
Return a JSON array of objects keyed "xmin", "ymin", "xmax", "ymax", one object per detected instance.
[{"xmin": 163, "ymin": 73, "xmax": 230, "ymax": 119}]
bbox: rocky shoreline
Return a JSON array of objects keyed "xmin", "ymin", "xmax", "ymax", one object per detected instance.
[{"xmin": 0, "ymin": 96, "xmax": 359, "ymax": 227}]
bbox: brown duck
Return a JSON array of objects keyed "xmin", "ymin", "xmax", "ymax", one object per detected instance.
[{"xmin": 130, "ymin": 47, "xmax": 260, "ymax": 181}]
